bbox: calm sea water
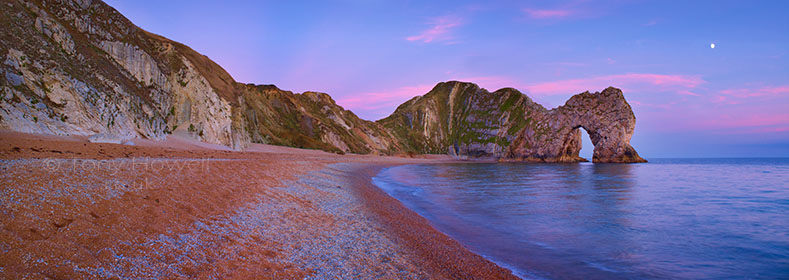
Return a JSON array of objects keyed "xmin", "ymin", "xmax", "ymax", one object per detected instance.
[{"xmin": 372, "ymin": 158, "xmax": 789, "ymax": 279}]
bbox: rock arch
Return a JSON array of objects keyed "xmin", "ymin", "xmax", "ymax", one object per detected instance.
[{"xmin": 507, "ymin": 87, "xmax": 646, "ymax": 163}]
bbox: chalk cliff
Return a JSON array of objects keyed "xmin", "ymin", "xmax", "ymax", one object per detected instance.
[
  {"xmin": 0, "ymin": 0, "xmax": 644, "ymax": 162},
  {"xmin": 0, "ymin": 0, "xmax": 400, "ymax": 154},
  {"xmin": 1, "ymin": 0, "xmax": 244, "ymax": 148}
]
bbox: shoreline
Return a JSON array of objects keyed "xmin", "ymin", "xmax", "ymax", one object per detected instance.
[
  {"xmin": 334, "ymin": 163, "xmax": 517, "ymax": 279},
  {"xmin": 0, "ymin": 131, "xmax": 517, "ymax": 279}
]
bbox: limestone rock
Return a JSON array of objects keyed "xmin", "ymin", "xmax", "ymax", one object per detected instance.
[
  {"xmin": 238, "ymin": 84, "xmax": 402, "ymax": 154},
  {"xmin": 88, "ymin": 133, "xmax": 125, "ymax": 144},
  {"xmin": 0, "ymin": 1, "xmax": 644, "ymax": 163},
  {"xmin": 380, "ymin": 81, "xmax": 646, "ymax": 163},
  {"xmin": 379, "ymin": 81, "xmax": 543, "ymax": 157},
  {"xmin": 507, "ymin": 87, "xmax": 646, "ymax": 163},
  {"xmin": 0, "ymin": 0, "xmax": 240, "ymax": 149}
]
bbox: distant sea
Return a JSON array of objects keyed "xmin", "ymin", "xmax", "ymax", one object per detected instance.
[{"xmin": 373, "ymin": 158, "xmax": 789, "ymax": 279}]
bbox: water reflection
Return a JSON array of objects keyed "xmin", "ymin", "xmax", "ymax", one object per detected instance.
[
  {"xmin": 378, "ymin": 162, "xmax": 643, "ymax": 279},
  {"xmin": 373, "ymin": 160, "xmax": 789, "ymax": 279}
]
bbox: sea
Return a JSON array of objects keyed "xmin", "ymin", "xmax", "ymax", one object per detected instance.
[{"xmin": 372, "ymin": 158, "xmax": 789, "ymax": 279}]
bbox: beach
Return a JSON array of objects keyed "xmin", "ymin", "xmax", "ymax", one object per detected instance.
[{"xmin": 0, "ymin": 131, "xmax": 517, "ymax": 279}]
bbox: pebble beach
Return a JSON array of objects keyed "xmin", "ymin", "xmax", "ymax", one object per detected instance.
[{"xmin": 0, "ymin": 131, "xmax": 517, "ymax": 279}]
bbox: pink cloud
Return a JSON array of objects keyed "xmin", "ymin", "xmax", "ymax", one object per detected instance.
[
  {"xmin": 741, "ymin": 126, "xmax": 789, "ymax": 134},
  {"xmin": 523, "ymin": 9, "xmax": 574, "ymax": 19},
  {"xmin": 523, "ymin": 73, "xmax": 706, "ymax": 96},
  {"xmin": 718, "ymin": 86, "xmax": 789, "ymax": 99},
  {"xmin": 339, "ymin": 76, "xmax": 528, "ymax": 118},
  {"xmin": 337, "ymin": 84, "xmax": 436, "ymax": 112},
  {"xmin": 338, "ymin": 73, "xmax": 704, "ymax": 119},
  {"xmin": 644, "ymin": 88, "xmax": 789, "ymax": 132},
  {"xmin": 693, "ymin": 113, "xmax": 789, "ymax": 131},
  {"xmin": 678, "ymin": 90, "xmax": 701, "ymax": 96},
  {"xmin": 445, "ymin": 76, "xmax": 787, "ymax": 136},
  {"xmin": 406, "ymin": 16, "xmax": 463, "ymax": 44},
  {"xmin": 710, "ymin": 95, "xmax": 739, "ymax": 105},
  {"xmin": 337, "ymin": 77, "xmax": 789, "ymax": 135},
  {"xmin": 711, "ymin": 85, "xmax": 789, "ymax": 105},
  {"xmin": 337, "ymin": 76, "xmax": 527, "ymax": 118},
  {"xmin": 424, "ymin": 73, "xmax": 705, "ymax": 100},
  {"xmin": 628, "ymin": 100, "xmax": 676, "ymax": 110}
]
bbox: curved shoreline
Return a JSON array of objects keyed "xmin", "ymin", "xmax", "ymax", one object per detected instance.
[
  {"xmin": 337, "ymin": 163, "xmax": 518, "ymax": 279},
  {"xmin": 0, "ymin": 130, "xmax": 517, "ymax": 279}
]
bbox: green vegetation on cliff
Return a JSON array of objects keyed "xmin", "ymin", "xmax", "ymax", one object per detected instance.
[{"xmin": 0, "ymin": 0, "xmax": 645, "ymax": 162}]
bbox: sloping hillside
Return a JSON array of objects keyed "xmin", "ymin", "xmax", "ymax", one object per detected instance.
[{"xmin": 0, "ymin": 0, "xmax": 644, "ymax": 162}]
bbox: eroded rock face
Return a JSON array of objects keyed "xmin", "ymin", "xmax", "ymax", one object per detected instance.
[
  {"xmin": 0, "ymin": 0, "xmax": 400, "ymax": 153},
  {"xmin": 379, "ymin": 82, "xmax": 545, "ymax": 158},
  {"xmin": 380, "ymin": 81, "xmax": 646, "ymax": 163},
  {"xmin": 239, "ymin": 85, "xmax": 402, "ymax": 154},
  {"xmin": 507, "ymin": 87, "xmax": 646, "ymax": 163},
  {"xmin": 0, "ymin": 0, "xmax": 239, "ymax": 147},
  {"xmin": 0, "ymin": 1, "xmax": 644, "ymax": 162}
]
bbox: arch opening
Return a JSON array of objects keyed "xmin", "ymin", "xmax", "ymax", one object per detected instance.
[
  {"xmin": 578, "ymin": 127, "xmax": 594, "ymax": 161},
  {"xmin": 559, "ymin": 125, "xmax": 596, "ymax": 162}
]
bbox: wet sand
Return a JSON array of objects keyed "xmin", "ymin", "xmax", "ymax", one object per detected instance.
[{"xmin": 0, "ymin": 131, "xmax": 517, "ymax": 279}]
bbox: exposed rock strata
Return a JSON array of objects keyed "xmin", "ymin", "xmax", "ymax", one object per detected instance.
[
  {"xmin": 379, "ymin": 81, "xmax": 542, "ymax": 158},
  {"xmin": 507, "ymin": 87, "xmax": 646, "ymax": 163},
  {"xmin": 380, "ymin": 81, "xmax": 646, "ymax": 162},
  {"xmin": 0, "ymin": 0, "xmax": 645, "ymax": 162}
]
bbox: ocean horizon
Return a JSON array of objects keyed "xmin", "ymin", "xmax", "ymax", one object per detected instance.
[{"xmin": 3, "ymin": 0, "xmax": 787, "ymax": 278}]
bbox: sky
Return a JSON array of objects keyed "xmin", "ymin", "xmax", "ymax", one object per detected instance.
[{"xmin": 105, "ymin": 0, "xmax": 789, "ymax": 158}]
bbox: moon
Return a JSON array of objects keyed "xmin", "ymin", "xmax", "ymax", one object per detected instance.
[{"xmin": 710, "ymin": 43, "xmax": 716, "ymax": 49}]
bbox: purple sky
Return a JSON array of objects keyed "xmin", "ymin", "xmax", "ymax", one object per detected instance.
[{"xmin": 105, "ymin": 0, "xmax": 788, "ymax": 158}]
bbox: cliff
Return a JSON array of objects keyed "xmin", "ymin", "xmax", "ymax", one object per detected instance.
[
  {"xmin": 237, "ymin": 84, "xmax": 402, "ymax": 154},
  {"xmin": 0, "ymin": 0, "xmax": 644, "ymax": 162},
  {"xmin": 378, "ymin": 81, "xmax": 544, "ymax": 157},
  {"xmin": 0, "ymin": 0, "xmax": 401, "ymax": 154},
  {"xmin": 1, "ymin": 0, "xmax": 245, "ymax": 148},
  {"xmin": 380, "ymin": 81, "xmax": 645, "ymax": 162}
]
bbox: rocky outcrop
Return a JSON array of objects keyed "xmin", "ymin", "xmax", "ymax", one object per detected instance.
[
  {"xmin": 378, "ymin": 81, "xmax": 544, "ymax": 158},
  {"xmin": 238, "ymin": 84, "xmax": 401, "ymax": 154},
  {"xmin": 87, "ymin": 132, "xmax": 127, "ymax": 144},
  {"xmin": 0, "ymin": 0, "xmax": 253, "ymax": 148},
  {"xmin": 0, "ymin": 0, "xmax": 644, "ymax": 162},
  {"xmin": 0, "ymin": 0, "xmax": 403, "ymax": 154},
  {"xmin": 380, "ymin": 81, "xmax": 646, "ymax": 163},
  {"xmin": 506, "ymin": 87, "xmax": 646, "ymax": 163}
]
